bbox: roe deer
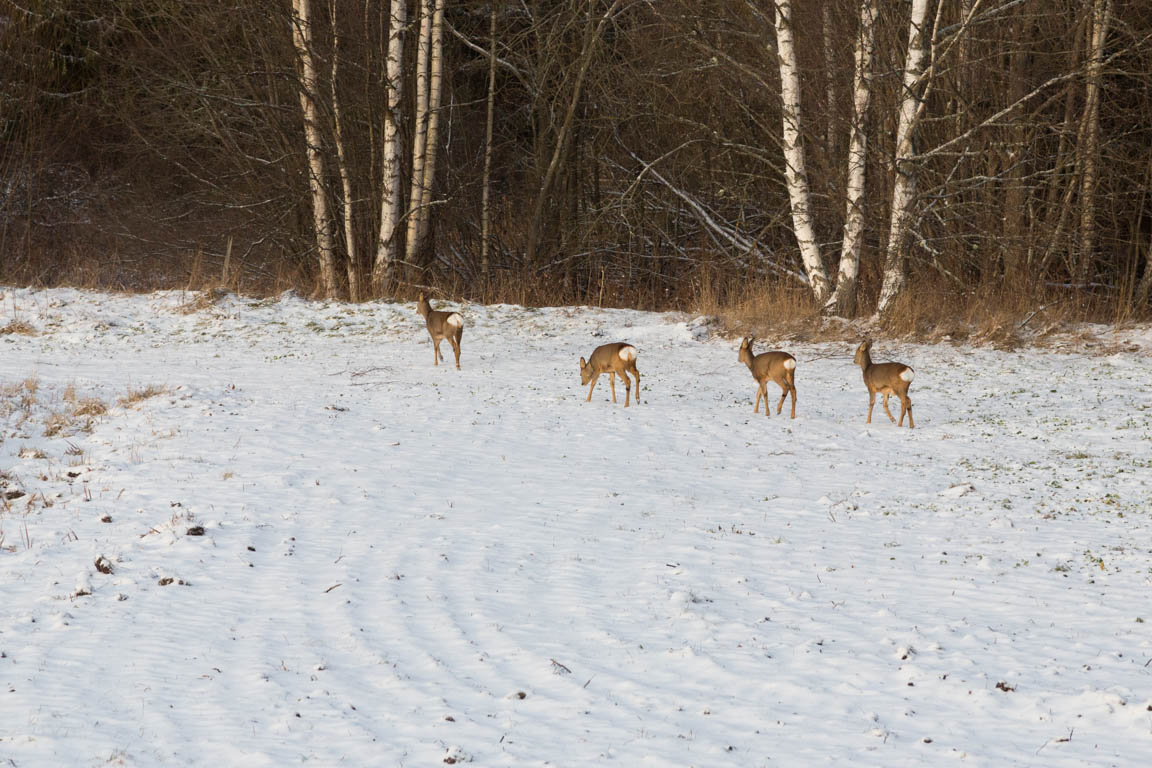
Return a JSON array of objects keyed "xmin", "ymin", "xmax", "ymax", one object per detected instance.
[
  {"xmin": 580, "ymin": 343, "xmax": 641, "ymax": 407},
  {"xmin": 854, "ymin": 339, "xmax": 914, "ymax": 428},
  {"xmin": 738, "ymin": 337, "xmax": 797, "ymax": 418},
  {"xmin": 417, "ymin": 292, "xmax": 464, "ymax": 369}
]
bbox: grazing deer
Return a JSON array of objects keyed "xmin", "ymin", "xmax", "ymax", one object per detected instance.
[
  {"xmin": 416, "ymin": 292, "xmax": 464, "ymax": 369},
  {"xmin": 580, "ymin": 343, "xmax": 641, "ymax": 407},
  {"xmin": 854, "ymin": 339, "xmax": 914, "ymax": 428},
  {"xmin": 738, "ymin": 337, "xmax": 797, "ymax": 418}
]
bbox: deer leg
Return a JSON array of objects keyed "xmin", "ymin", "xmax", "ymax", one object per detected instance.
[
  {"xmin": 776, "ymin": 381, "xmax": 788, "ymax": 415},
  {"xmin": 902, "ymin": 396, "xmax": 914, "ymax": 429},
  {"xmin": 787, "ymin": 371, "xmax": 797, "ymax": 419},
  {"xmin": 451, "ymin": 328, "xmax": 463, "ymax": 370},
  {"xmin": 433, "ymin": 337, "xmax": 441, "ymax": 365},
  {"xmin": 609, "ymin": 371, "xmax": 617, "ymax": 403},
  {"xmin": 753, "ymin": 384, "xmax": 762, "ymax": 413},
  {"xmin": 631, "ymin": 366, "xmax": 641, "ymax": 405},
  {"xmin": 620, "ymin": 371, "xmax": 631, "ymax": 407},
  {"xmin": 882, "ymin": 392, "xmax": 896, "ymax": 423},
  {"xmin": 586, "ymin": 374, "xmax": 599, "ymax": 402},
  {"xmin": 867, "ymin": 390, "xmax": 875, "ymax": 423}
]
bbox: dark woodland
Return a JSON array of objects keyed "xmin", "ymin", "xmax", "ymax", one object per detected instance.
[{"xmin": 2, "ymin": 0, "xmax": 1151, "ymax": 325}]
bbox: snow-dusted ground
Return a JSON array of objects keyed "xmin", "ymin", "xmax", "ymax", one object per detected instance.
[{"xmin": 1, "ymin": 287, "xmax": 1150, "ymax": 767}]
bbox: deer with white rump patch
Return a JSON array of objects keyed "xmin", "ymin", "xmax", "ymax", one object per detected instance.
[
  {"xmin": 417, "ymin": 292, "xmax": 464, "ymax": 369},
  {"xmin": 738, "ymin": 337, "xmax": 797, "ymax": 418},
  {"xmin": 580, "ymin": 342, "xmax": 641, "ymax": 407},
  {"xmin": 854, "ymin": 339, "xmax": 914, "ymax": 428}
]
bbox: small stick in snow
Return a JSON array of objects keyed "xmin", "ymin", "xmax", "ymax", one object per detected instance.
[{"xmin": 324, "ymin": 583, "xmax": 342, "ymax": 593}]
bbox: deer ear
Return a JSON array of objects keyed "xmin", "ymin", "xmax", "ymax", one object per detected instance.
[{"xmin": 579, "ymin": 357, "xmax": 586, "ymax": 367}]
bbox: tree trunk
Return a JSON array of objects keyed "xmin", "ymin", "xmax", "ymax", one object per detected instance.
[
  {"xmin": 774, "ymin": 0, "xmax": 831, "ymax": 303},
  {"xmin": 372, "ymin": 0, "xmax": 408, "ymax": 295},
  {"xmin": 413, "ymin": 0, "xmax": 446, "ymax": 260},
  {"xmin": 329, "ymin": 0, "xmax": 359, "ymax": 302},
  {"xmin": 1076, "ymin": 0, "xmax": 1113, "ymax": 284},
  {"xmin": 822, "ymin": 3, "xmax": 837, "ymax": 160},
  {"xmin": 827, "ymin": 0, "xmax": 876, "ymax": 317},
  {"xmin": 1001, "ymin": 6, "xmax": 1031, "ymax": 284},
  {"xmin": 480, "ymin": 0, "xmax": 498, "ymax": 283},
  {"xmin": 290, "ymin": 0, "xmax": 339, "ymax": 299},
  {"xmin": 876, "ymin": 0, "xmax": 932, "ymax": 315},
  {"xmin": 404, "ymin": 0, "xmax": 435, "ymax": 277}
]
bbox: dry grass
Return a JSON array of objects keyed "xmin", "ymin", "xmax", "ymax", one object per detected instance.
[
  {"xmin": 118, "ymin": 385, "xmax": 166, "ymax": 408},
  {"xmin": 0, "ymin": 319, "xmax": 37, "ymax": 336},
  {"xmin": 175, "ymin": 287, "xmax": 231, "ymax": 315},
  {"xmin": 2, "ymin": 239, "xmax": 1146, "ymax": 349},
  {"xmin": 683, "ymin": 274, "xmax": 1127, "ymax": 350},
  {"xmin": 72, "ymin": 397, "xmax": 108, "ymax": 417},
  {"xmin": 42, "ymin": 412, "xmax": 71, "ymax": 437},
  {"xmin": 1, "ymin": 377, "xmax": 41, "ymax": 420}
]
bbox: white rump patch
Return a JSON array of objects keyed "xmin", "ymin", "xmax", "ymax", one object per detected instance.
[
  {"xmin": 783, "ymin": 358, "xmax": 796, "ymax": 370},
  {"xmin": 900, "ymin": 368, "xmax": 915, "ymax": 382},
  {"xmin": 618, "ymin": 346, "xmax": 637, "ymax": 362},
  {"xmin": 446, "ymin": 313, "xmax": 463, "ymax": 328}
]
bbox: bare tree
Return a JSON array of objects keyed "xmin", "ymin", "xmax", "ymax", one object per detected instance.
[
  {"xmin": 524, "ymin": 0, "xmax": 623, "ymax": 269},
  {"xmin": 372, "ymin": 0, "xmax": 408, "ymax": 294},
  {"xmin": 876, "ymin": 0, "xmax": 933, "ymax": 315},
  {"xmin": 826, "ymin": 0, "xmax": 876, "ymax": 316},
  {"xmin": 290, "ymin": 0, "xmax": 339, "ymax": 299},
  {"xmin": 412, "ymin": 0, "xmax": 447, "ymax": 258},
  {"xmin": 1076, "ymin": 0, "xmax": 1113, "ymax": 284},
  {"xmin": 329, "ymin": 0, "xmax": 360, "ymax": 301},
  {"xmin": 774, "ymin": 0, "xmax": 831, "ymax": 303},
  {"xmin": 404, "ymin": 0, "xmax": 435, "ymax": 276},
  {"xmin": 480, "ymin": 0, "xmax": 499, "ymax": 282}
]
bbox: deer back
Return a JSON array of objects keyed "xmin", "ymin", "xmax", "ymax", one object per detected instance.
[{"xmin": 589, "ymin": 342, "xmax": 636, "ymax": 372}]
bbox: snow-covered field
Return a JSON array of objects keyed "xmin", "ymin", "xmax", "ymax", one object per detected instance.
[{"xmin": 1, "ymin": 287, "xmax": 1150, "ymax": 767}]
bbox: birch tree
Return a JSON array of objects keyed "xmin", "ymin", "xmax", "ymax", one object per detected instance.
[
  {"xmin": 372, "ymin": 0, "xmax": 408, "ymax": 293},
  {"xmin": 826, "ymin": 0, "xmax": 876, "ymax": 317},
  {"xmin": 876, "ymin": 0, "xmax": 933, "ymax": 315},
  {"xmin": 290, "ymin": 0, "xmax": 339, "ymax": 299},
  {"xmin": 774, "ymin": 0, "xmax": 831, "ymax": 303},
  {"xmin": 412, "ymin": 0, "xmax": 447, "ymax": 255},
  {"xmin": 1076, "ymin": 0, "xmax": 1113, "ymax": 283},
  {"xmin": 404, "ymin": 0, "xmax": 435, "ymax": 274},
  {"xmin": 329, "ymin": 0, "xmax": 360, "ymax": 301}
]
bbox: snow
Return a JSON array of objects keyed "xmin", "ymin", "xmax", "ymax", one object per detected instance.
[{"xmin": 1, "ymin": 286, "xmax": 1151, "ymax": 766}]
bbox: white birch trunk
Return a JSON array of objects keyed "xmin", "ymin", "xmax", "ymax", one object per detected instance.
[
  {"xmin": 822, "ymin": 4, "xmax": 837, "ymax": 158},
  {"xmin": 329, "ymin": 0, "xmax": 359, "ymax": 302},
  {"xmin": 774, "ymin": 0, "xmax": 831, "ymax": 303},
  {"xmin": 372, "ymin": 0, "xmax": 408, "ymax": 294},
  {"xmin": 290, "ymin": 0, "xmax": 339, "ymax": 299},
  {"xmin": 413, "ymin": 0, "xmax": 446, "ymax": 252},
  {"xmin": 480, "ymin": 0, "xmax": 498, "ymax": 281},
  {"xmin": 1076, "ymin": 0, "xmax": 1112, "ymax": 283},
  {"xmin": 876, "ymin": 0, "xmax": 932, "ymax": 315},
  {"xmin": 826, "ymin": 0, "xmax": 876, "ymax": 317},
  {"xmin": 404, "ymin": 0, "xmax": 434, "ymax": 273}
]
